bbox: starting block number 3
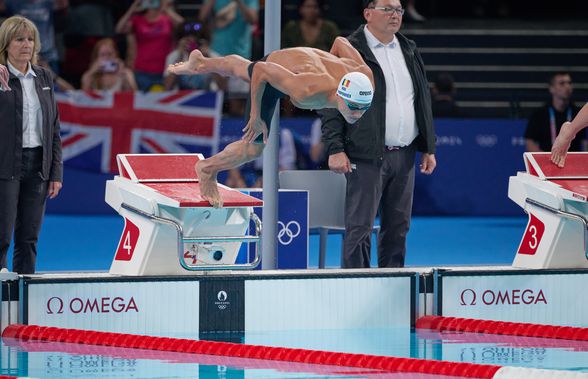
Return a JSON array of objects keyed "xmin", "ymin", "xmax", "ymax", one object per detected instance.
[
  {"xmin": 115, "ymin": 218, "xmax": 140, "ymax": 261},
  {"xmin": 518, "ymin": 214, "xmax": 545, "ymax": 255}
]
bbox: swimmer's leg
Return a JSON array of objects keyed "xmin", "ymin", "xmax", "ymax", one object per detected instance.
[
  {"xmin": 196, "ymin": 140, "xmax": 265, "ymax": 208},
  {"xmin": 168, "ymin": 49, "xmax": 251, "ymax": 81}
]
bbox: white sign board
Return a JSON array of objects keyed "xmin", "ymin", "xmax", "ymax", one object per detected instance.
[
  {"xmin": 440, "ymin": 272, "xmax": 588, "ymax": 327},
  {"xmin": 27, "ymin": 281, "xmax": 199, "ymax": 336}
]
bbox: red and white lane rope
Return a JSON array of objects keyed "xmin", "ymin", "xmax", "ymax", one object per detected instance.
[
  {"xmin": 3, "ymin": 324, "xmax": 588, "ymax": 378},
  {"xmin": 416, "ymin": 316, "xmax": 588, "ymax": 341}
]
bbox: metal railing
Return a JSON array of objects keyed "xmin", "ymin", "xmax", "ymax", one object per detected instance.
[{"xmin": 121, "ymin": 203, "xmax": 262, "ymax": 271}]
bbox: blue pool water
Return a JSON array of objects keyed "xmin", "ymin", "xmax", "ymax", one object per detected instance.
[
  {"xmin": 5, "ymin": 215, "xmax": 527, "ymax": 271},
  {"xmin": 2, "ymin": 328, "xmax": 587, "ymax": 378}
]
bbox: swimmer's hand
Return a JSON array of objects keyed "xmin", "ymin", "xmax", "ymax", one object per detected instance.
[
  {"xmin": 551, "ymin": 121, "xmax": 574, "ymax": 168},
  {"xmin": 242, "ymin": 118, "xmax": 268, "ymax": 144}
]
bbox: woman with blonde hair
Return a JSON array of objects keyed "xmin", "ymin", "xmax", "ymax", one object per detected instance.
[
  {"xmin": 81, "ymin": 38, "xmax": 137, "ymax": 92},
  {"xmin": 0, "ymin": 16, "xmax": 63, "ymax": 274}
]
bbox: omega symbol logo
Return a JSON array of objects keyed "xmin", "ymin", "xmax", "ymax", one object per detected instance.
[
  {"xmin": 460, "ymin": 289, "xmax": 477, "ymax": 306},
  {"xmin": 46, "ymin": 297, "xmax": 65, "ymax": 314},
  {"xmin": 277, "ymin": 221, "xmax": 300, "ymax": 245}
]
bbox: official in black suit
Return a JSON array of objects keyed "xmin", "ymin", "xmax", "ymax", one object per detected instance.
[
  {"xmin": 320, "ymin": 0, "xmax": 436, "ymax": 268},
  {"xmin": 0, "ymin": 16, "xmax": 63, "ymax": 274}
]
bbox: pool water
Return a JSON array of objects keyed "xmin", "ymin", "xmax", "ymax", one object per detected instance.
[{"xmin": 1, "ymin": 328, "xmax": 587, "ymax": 378}]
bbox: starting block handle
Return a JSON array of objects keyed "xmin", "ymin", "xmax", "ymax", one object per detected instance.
[
  {"xmin": 179, "ymin": 213, "xmax": 262, "ymax": 270},
  {"xmin": 525, "ymin": 198, "xmax": 588, "ymax": 260},
  {"xmin": 121, "ymin": 203, "xmax": 262, "ymax": 271}
]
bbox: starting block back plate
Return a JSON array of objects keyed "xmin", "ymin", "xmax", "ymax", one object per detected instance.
[
  {"xmin": 118, "ymin": 154, "xmax": 204, "ymax": 182},
  {"xmin": 525, "ymin": 152, "xmax": 588, "ymax": 180}
]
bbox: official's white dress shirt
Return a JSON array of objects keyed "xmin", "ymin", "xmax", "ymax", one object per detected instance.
[
  {"xmin": 7, "ymin": 61, "xmax": 43, "ymax": 148},
  {"xmin": 364, "ymin": 27, "xmax": 418, "ymax": 147}
]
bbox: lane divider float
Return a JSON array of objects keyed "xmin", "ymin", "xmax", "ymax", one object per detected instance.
[
  {"xmin": 3, "ymin": 324, "xmax": 588, "ymax": 378},
  {"xmin": 416, "ymin": 316, "xmax": 588, "ymax": 341}
]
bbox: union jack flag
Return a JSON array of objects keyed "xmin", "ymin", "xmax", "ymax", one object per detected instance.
[{"xmin": 57, "ymin": 90, "xmax": 223, "ymax": 173}]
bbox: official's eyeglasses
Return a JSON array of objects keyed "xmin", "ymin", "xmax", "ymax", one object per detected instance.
[
  {"xmin": 344, "ymin": 99, "xmax": 371, "ymax": 111},
  {"xmin": 368, "ymin": 6, "xmax": 405, "ymax": 16}
]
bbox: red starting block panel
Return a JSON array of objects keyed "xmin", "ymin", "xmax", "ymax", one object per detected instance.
[
  {"xmin": 118, "ymin": 154, "xmax": 204, "ymax": 182},
  {"xmin": 550, "ymin": 180, "xmax": 588, "ymax": 202},
  {"xmin": 144, "ymin": 182, "xmax": 263, "ymax": 207},
  {"xmin": 525, "ymin": 152, "xmax": 588, "ymax": 180}
]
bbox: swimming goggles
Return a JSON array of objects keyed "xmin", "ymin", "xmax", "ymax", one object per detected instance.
[{"xmin": 344, "ymin": 99, "xmax": 371, "ymax": 111}]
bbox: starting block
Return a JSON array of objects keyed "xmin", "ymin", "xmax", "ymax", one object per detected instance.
[
  {"xmin": 105, "ymin": 154, "xmax": 263, "ymax": 276},
  {"xmin": 508, "ymin": 152, "xmax": 588, "ymax": 269}
]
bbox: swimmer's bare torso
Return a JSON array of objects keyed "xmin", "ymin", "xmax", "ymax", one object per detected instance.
[{"xmin": 262, "ymin": 46, "xmax": 369, "ymax": 109}]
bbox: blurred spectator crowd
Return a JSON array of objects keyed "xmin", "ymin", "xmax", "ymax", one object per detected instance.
[{"xmin": 0, "ymin": 0, "xmax": 514, "ymax": 108}]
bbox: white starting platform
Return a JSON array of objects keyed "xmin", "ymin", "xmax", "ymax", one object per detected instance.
[
  {"xmin": 105, "ymin": 153, "xmax": 263, "ymax": 276},
  {"xmin": 508, "ymin": 152, "xmax": 588, "ymax": 269}
]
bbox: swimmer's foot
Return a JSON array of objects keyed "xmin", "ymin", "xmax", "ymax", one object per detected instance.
[
  {"xmin": 196, "ymin": 159, "xmax": 223, "ymax": 208},
  {"xmin": 168, "ymin": 49, "xmax": 206, "ymax": 76}
]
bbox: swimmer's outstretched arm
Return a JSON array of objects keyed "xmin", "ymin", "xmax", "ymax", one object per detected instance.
[
  {"xmin": 329, "ymin": 37, "xmax": 374, "ymax": 84},
  {"xmin": 330, "ymin": 36, "xmax": 363, "ymax": 62}
]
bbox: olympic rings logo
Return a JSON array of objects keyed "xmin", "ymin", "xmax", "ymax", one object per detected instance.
[
  {"xmin": 216, "ymin": 290, "xmax": 228, "ymax": 310},
  {"xmin": 277, "ymin": 221, "xmax": 300, "ymax": 245}
]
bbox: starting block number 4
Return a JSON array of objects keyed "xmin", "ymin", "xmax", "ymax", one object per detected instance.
[
  {"xmin": 518, "ymin": 214, "xmax": 545, "ymax": 255},
  {"xmin": 115, "ymin": 218, "xmax": 140, "ymax": 261}
]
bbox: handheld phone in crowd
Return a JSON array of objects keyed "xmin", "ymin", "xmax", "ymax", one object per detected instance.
[
  {"xmin": 101, "ymin": 61, "xmax": 119, "ymax": 73},
  {"xmin": 142, "ymin": 0, "xmax": 160, "ymax": 9}
]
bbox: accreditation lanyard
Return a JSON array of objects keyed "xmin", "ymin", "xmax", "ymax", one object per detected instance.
[{"xmin": 549, "ymin": 106, "xmax": 573, "ymax": 145}]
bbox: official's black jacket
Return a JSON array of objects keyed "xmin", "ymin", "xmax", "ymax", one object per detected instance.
[
  {"xmin": 0, "ymin": 64, "xmax": 62, "ymax": 182},
  {"xmin": 321, "ymin": 25, "xmax": 435, "ymax": 163}
]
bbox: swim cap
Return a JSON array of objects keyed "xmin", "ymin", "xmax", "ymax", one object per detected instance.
[{"xmin": 336, "ymin": 72, "xmax": 373, "ymax": 105}]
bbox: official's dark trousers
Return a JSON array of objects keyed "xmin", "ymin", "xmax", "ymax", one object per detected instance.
[
  {"xmin": 343, "ymin": 145, "xmax": 416, "ymax": 268},
  {"xmin": 0, "ymin": 147, "xmax": 48, "ymax": 274}
]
